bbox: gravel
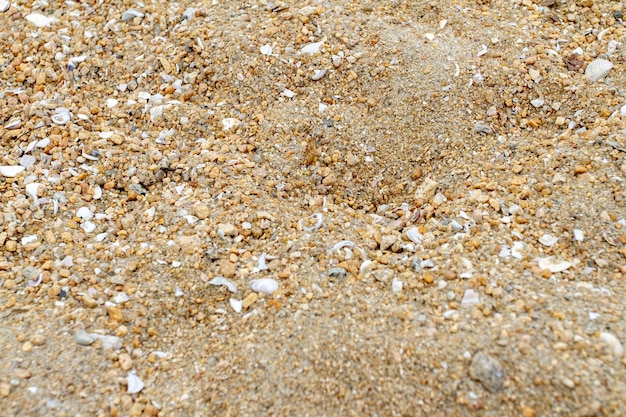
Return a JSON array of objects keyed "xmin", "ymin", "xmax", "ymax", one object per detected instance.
[{"xmin": 1, "ymin": 0, "xmax": 626, "ymax": 415}]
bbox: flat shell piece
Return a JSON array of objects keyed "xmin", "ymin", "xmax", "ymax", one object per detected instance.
[{"xmin": 538, "ymin": 256, "xmax": 572, "ymax": 273}]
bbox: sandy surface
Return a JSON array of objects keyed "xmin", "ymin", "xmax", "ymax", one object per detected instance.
[{"xmin": 1, "ymin": 0, "xmax": 625, "ymax": 415}]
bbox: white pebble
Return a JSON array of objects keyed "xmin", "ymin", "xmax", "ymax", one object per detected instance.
[
  {"xmin": 0, "ymin": 1, "xmax": 10, "ymax": 13},
  {"xmin": 530, "ymin": 98, "xmax": 544, "ymax": 108},
  {"xmin": 25, "ymin": 183, "xmax": 41, "ymax": 202},
  {"xmin": 283, "ymin": 88, "xmax": 295, "ymax": 98},
  {"xmin": 80, "ymin": 221, "xmax": 96, "ymax": 233},
  {"xmin": 599, "ymin": 332, "xmax": 623, "ymax": 357},
  {"xmin": 462, "ymin": 289, "xmax": 480, "ymax": 306},
  {"xmin": 250, "ymin": 278, "xmax": 279, "ymax": 294},
  {"xmin": 584, "ymin": 59, "xmax": 613, "ymax": 82},
  {"xmin": 301, "ymin": 39, "xmax": 325, "ymax": 54},
  {"xmin": 229, "ymin": 298, "xmax": 243, "ymax": 313},
  {"xmin": 538, "ymin": 256, "xmax": 572, "ymax": 273},
  {"xmin": 0, "ymin": 166, "xmax": 25, "ymax": 177},
  {"xmin": 106, "ymin": 98, "xmax": 119, "ymax": 108},
  {"xmin": 573, "ymin": 229, "xmax": 584, "ymax": 242},
  {"xmin": 424, "ymin": 33, "xmax": 435, "ymax": 41},
  {"xmin": 25, "ymin": 13, "xmax": 53, "ymax": 27},
  {"xmin": 539, "ymin": 234, "xmax": 558, "ymax": 247},
  {"xmin": 260, "ymin": 44, "xmax": 273, "ymax": 56},
  {"xmin": 76, "ymin": 207, "xmax": 94, "ymax": 221},
  {"xmin": 126, "ymin": 372, "xmax": 144, "ymax": 394},
  {"xmin": 391, "ymin": 277, "xmax": 403, "ymax": 293}
]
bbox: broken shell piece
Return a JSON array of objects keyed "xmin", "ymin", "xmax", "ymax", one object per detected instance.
[
  {"xmin": 538, "ymin": 256, "xmax": 572, "ymax": 273},
  {"xmin": 220, "ymin": 118, "xmax": 241, "ymax": 132},
  {"xmin": 229, "ymin": 298, "xmax": 243, "ymax": 313},
  {"xmin": 283, "ymin": 88, "xmax": 295, "ymax": 98},
  {"xmin": 462, "ymin": 289, "xmax": 480, "ymax": 306},
  {"xmin": 538, "ymin": 234, "xmax": 558, "ymax": 247},
  {"xmin": 584, "ymin": 59, "xmax": 613, "ymax": 82},
  {"xmin": 301, "ymin": 39, "xmax": 325, "ymax": 54},
  {"xmin": 599, "ymin": 332, "xmax": 623, "ymax": 357},
  {"xmin": 0, "ymin": 166, "xmax": 25, "ymax": 177},
  {"xmin": 51, "ymin": 108, "xmax": 71, "ymax": 125},
  {"xmin": 260, "ymin": 44, "xmax": 273, "ymax": 56},
  {"xmin": 311, "ymin": 68, "xmax": 328, "ymax": 81},
  {"xmin": 122, "ymin": 9, "xmax": 144, "ymax": 21},
  {"xmin": 406, "ymin": 227, "xmax": 423, "ymax": 244},
  {"xmin": 25, "ymin": 183, "xmax": 41, "ymax": 203},
  {"xmin": 573, "ymin": 229, "xmax": 584, "ymax": 242},
  {"xmin": 126, "ymin": 372, "xmax": 144, "ymax": 394},
  {"xmin": 4, "ymin": 118, "xmax": 21, "ymax": 130},
  {"xmin": 208, "ymin": 276, "xmax": 237, "ymax": 293},
  {"xmin": 332, "ymin": 54, "xmax": 343, "ymax": 67},
  {"xmin": 424, "ymin": 33, "xmax": 435, "ymax": 41},
  {"xmin": 0, "ymin": 1, "xmax": 10, "ymax": 13},
  {"xmin": 26, "ymin": 13, "xmax": 53, "ymax": 27},
  {"xmin": 251, "ymin": 278, "xmax": 279, "ymax": 294}
]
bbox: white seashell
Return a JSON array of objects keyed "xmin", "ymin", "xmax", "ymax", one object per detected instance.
[
  {"xmin": 311, "ymin": 68, "xmax": 328, "ymax": 81},
  {"xmin": 51, "ymin": 108, "xmax": 71, "ymax": 125},
  {"xmin": 584, "ymin": 59, "xmax": 613, "ymax": 82},
  {"xmin": 424, "ymin": 33, "xmax": 435, "ymax": 41},
  {"xmin": 359, "ymin": 259, "xmax": 373, "ymax": 276},
  {"xmin": 283, "ymin": 88, "xmax": 295, "ymax": 98},
  {"xmin": 439, "ymin": 19, "xmax": 447, "ymax": 29},
  {"xmin": 208, "ymin": 276, "xmax": 237, "ymax": 293},
  {"xmin": 332, "ymin": 54, "xmax": 343, "ymax": 67},
  {"xmin": 4, "ymin": 118, "xmax": 21, "ymax": 130},
  {"xmin": 183, "ymin": 7, "xmax": 197, "ymax": 21},
  {"xmin": 172, "ymin": 261, "xmax": 181, "ymax": 268},
  {"xmin": 573, "ymin": 229, "xmax": 584, "ymax": 242},
  {"xmin": 298, "ymin": 213, "xmax": 323, "ymax": 231},
  {"xmin": 36, "ymin": 138, "xmax": 50, "ymax": 148},
  {"xmin": 0, "ymin": 0, "xmax": 10, "ymax": 13},
  {"xmin": 80, "ymin": 221, "xmax": 96, "ymax": 233},
  {"xmin": 99, "ymin": 131, "xmax": 114, "ymax": 139},
  {"xmin": 25, "ymin": 183, "xmax": 41, "ymax": 203},
  {"xmin": 95, "ymin": 232, "xmax": 108, "ymax": 242},
  {"xmin": 260, "ymin": 44, "xmax": 273, "ymax": 56},
  {"xmin": 511, "ymin": 241, "xmax": 525, "ymax": 259},
  {"xmin": 126, "ymin": 372, "xmax": 144, "ymax": 394},
  {"xmin": 21, "ymin": 235, "xmax": 37, "ymax": 245},
  {"xmin": 530, "ymin": 98, "xmax": 544, "ymax": 108},
  {"xmin": 122, "ymin": 9, "xmax": 144, "ymax": 21},
  {"xmin": 220, "ymin": 117, "xmax": 241, "ymax": 131},
  {"xmin": 538, "ymin": 256, "xmax": 572, "ymax": 273},
  {"xmin": 462, "ymin": 289, "xmax": 480, "ymax": 306},
  {"xmin": 93, "ymin": 186, "xmax": 102, "ymax": 199},
  {"xmin": 174, "ymin": 286, "xmax": 183, "ymax": 296},
  {"xmin": 0, "ymin": 166, "xmax": 25, "ymax": 177},
  {"xmin": 599, "ymin": 332, "xmax": 623, "ymax": 357},
  {"xmin": 150, "ymin": 105, "xmax": 163, "ymax": 121},
  {"xmin": 406, "ymin": 227, "xmax": 423, "ymax": 244},
  {"xmin": 106, "ymin": 98, "xmax": 119, "ymax": 108},
  {"xmin": 620, "ymin": 104, "xmax": 626, "ymax": 117},
  {"xmin": 572, "ymin": 47, "xmax": 583, "ymax": 55},
  {"xmin": 301, "ymin": 39, "xmax": 325, "ymax": 54},
  {"xmin": 250, "ymin": 278, "xmax": 279, "ymax": 294},
  {"xmin": 229, "ymin": 298, "xmax": 243, "ymax": 313},
  {"xmin": 477, "ymin": 44, "xmax": 488, "ymax": 57},
  {"xmin": 26, "ymin": 13, "xmax": 53, "ymax": 28},
  {"xmin": 77, "ymin": 207, "xmax": 94, "ymax": 221},
  {"xmin": 538, "ymin": 234, "xmax": 558, "ymax": 247}
]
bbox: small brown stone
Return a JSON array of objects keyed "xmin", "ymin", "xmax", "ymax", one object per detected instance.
[
  {"xmin": 219, "ymin": 259, "xmax": 236, "ymax": 278},
  {"xmin": 242, "ymin": 292, "xmax": 258, "ymax": 309}
]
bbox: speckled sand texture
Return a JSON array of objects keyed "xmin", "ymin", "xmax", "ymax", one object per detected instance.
[{"xmin": 1, "ymin": 0, "xmax": 626, "ymax": 416}]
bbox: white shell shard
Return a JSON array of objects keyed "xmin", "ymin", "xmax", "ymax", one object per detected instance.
[
  {"xmin": 406, "ymin": 227, "xmax": 423, "ymax": 244},
  {"xmin": 126, "ymin": 372, "xmax": 145, "ymax": 394},
  {"xmin": 220, "ymin": 117, "xmax": 241, "ymax": 131},
  {"xmin": 462, "ymin": 289, "xmax": 480, "ymax": 306},
  {"xmin": 80, "ymin": 221, "xmax": 96, "ymax": 233},
  {"xmin": 584, "ymin": 59, "xmax": 613, "ymax": 82},
  {"xmin": 229, "ymin": 298, "xmax": 243, "ymax": 313},
  {"xmin": 260, "ymin": 44, "xmax": 273, "ymax": 56},
  {"xmin": 26, "ymin": 13, "xmax": 53, "ymax": 27},
  {"xmin": 95, "ymin": 232, "xmax": 108, "ymax": 242},
  {"xmin": 250, "ymin": 278, "xmax": 279, "ymax": 294},
  {"xmin": 298, "ymin": 213, "xmax": 323, "ymax": 231},
  {"xmin": 391, "ymin": 277, "xmax": 403, "ymax": 293},
  {"xmin": 424, "ymin": 33, "xmax": 435, "ymax": 41},
  {"xmin": 0, "ymin": 166, "xmax": 25, "ymax": 177},
  {"xmin": 599, "ymin": 332, "xmax": 623, "ymax": 357},
  {"xmin": 359, "ymin": 259, "xmax": 373, "ymax": 276},
  {"xmin": 0, "ymin": 1, "xmax": 10, "ymax": 13},
  {"xmin": 301, "ymin": 39, "xmax": 324, "ymax": 54},
  {"xmin": 538, "ymin": 256, "xmax": 572, "ymax": 273},
  {"xmin": 283, "ymin": 88, "xmax": 295, "ymax": 98},
  {"xmin": 311, "ymin": 68, "xmax": 328, "ymax": 81},
  {"xmin": 25, "ymin": 183, "xmax": 41, "ymax": 202},
  {"xmin": 76, "ymin": 207, "xmax": 94, "ymax": 221},
  {"xmin": 573, "ymin": 229, "xmax": 584, "ymax": 242},
  {"xmin": 530, "ymin": 98, "xmax": 544, "ymax": 108},
  {"xmin": 122, "ymin": 9, "xmax": 144, "ymax": 21},
  {"xmin": 511, "ymin": 241, "xmax": 525, "ymax": 259},
  {"xmin": 538, "ymin": 234, "xmax": 558, "ymax": 247},
  {"xmin": 4, "ymin": 118, "xmax": 21, "ymax": 130},
  {"xmin": 51, "ymin": 108, "xmax": 71, "ymax": 125},
  {"xmin": 106, "ymin": 98, "xmax": 119, "ymax": 108},
  {"xmin": 208, "ymin": 276, "xmax": 237, "ymax": 293}
]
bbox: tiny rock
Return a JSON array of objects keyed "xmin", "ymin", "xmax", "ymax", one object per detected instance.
[{"xmin": 469, "ymin": 351, "xmax": 505, "ymax": 392}]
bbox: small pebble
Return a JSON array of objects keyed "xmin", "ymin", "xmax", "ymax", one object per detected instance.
[{"xmin": 469, "ymin": 351, "xmax": 505, "ymax": 392}]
